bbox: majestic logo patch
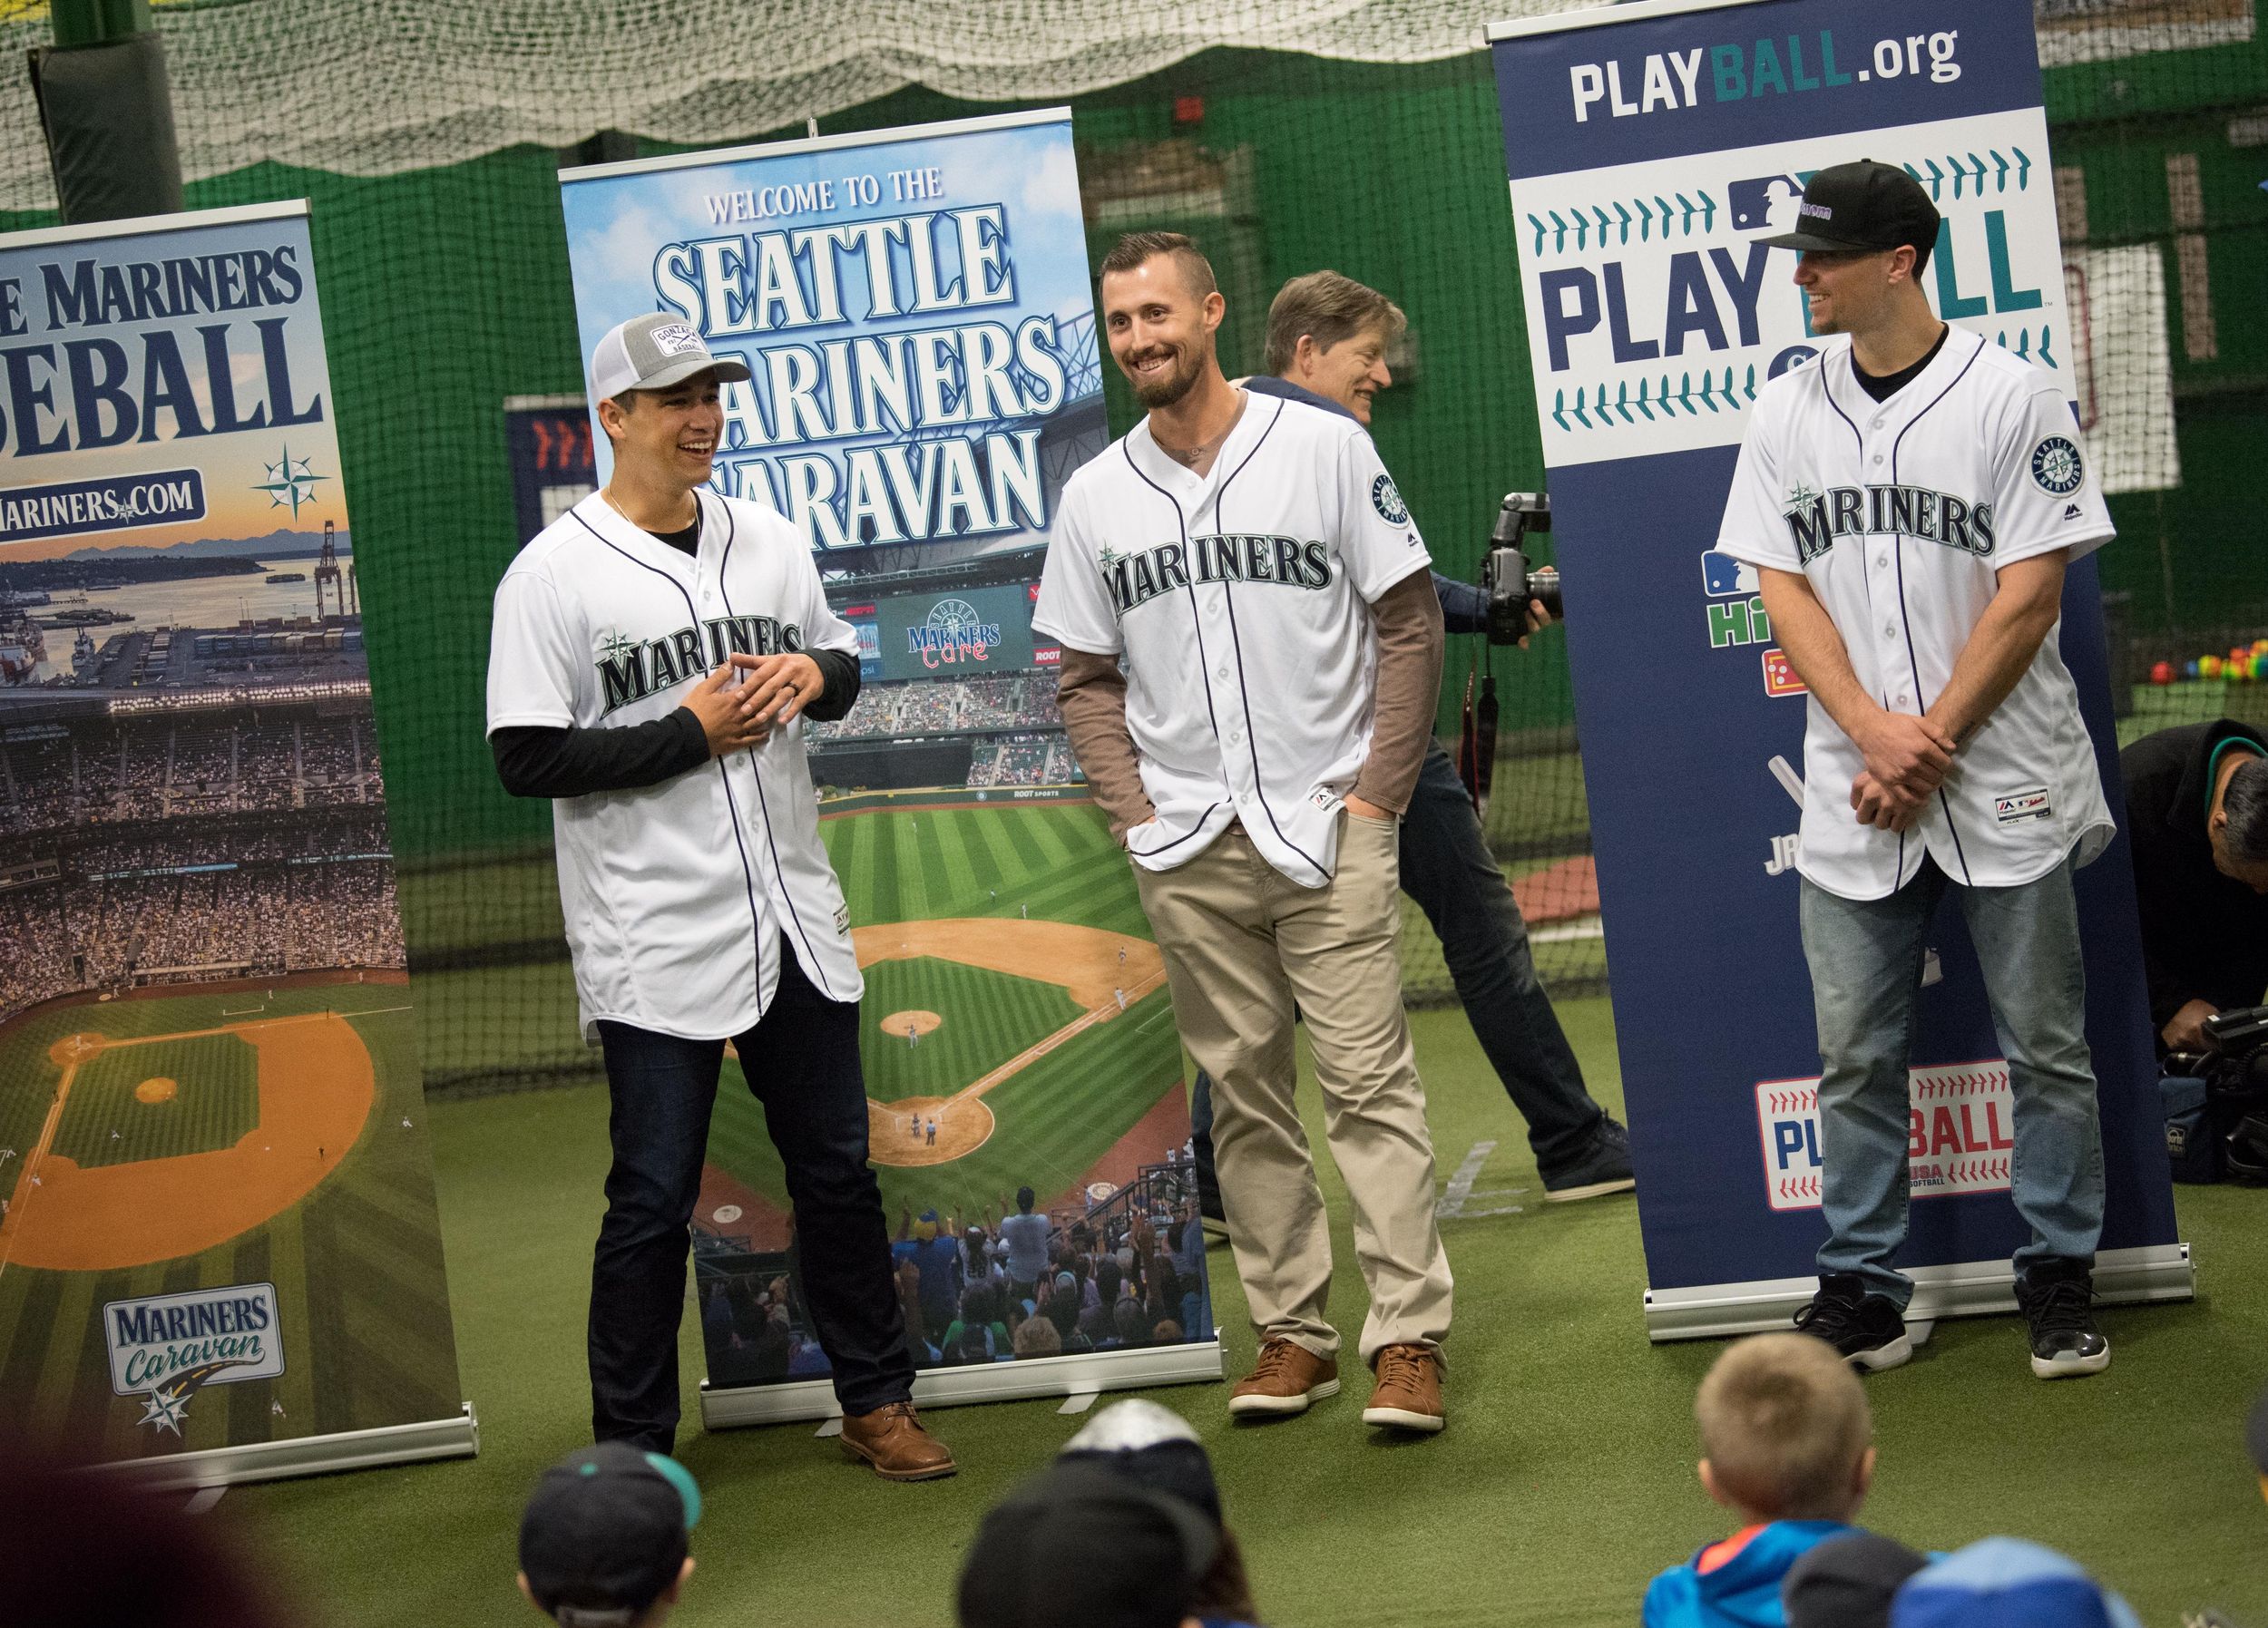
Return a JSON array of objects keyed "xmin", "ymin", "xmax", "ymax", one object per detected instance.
[
  {"xmin": 1994, "ymin": 787, "xmax": 2052, "ymax": 824},
  {"xmin": 2061, "ymin": 502, "xmax": 2084, "ymax": 522},
  {"xmin": 1371, "ymin": 474, "xmax": 1409, "ymax": 526},
  {"xmin": 2029, "ymin": 436, "xmax": 2084, "ymax": 495}
]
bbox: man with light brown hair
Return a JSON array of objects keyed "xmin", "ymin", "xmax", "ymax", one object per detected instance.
[
  {"xmin": 1035, "ymin": 230, "xmax": 1456, "ymax": 1433},
  {"xmin": 1262, "ymin": 271, "xmax": 1405, "ymax": 426},
  {"xmin": 1643, "ymin": 1333, "xmax": 1879, "ymax": 1627}
]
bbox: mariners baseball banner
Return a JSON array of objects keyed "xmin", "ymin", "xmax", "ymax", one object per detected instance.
[
  {"xmin": 1486, "ymin": 0, "xmax": 2187, "ymax": 1334},
  {"xmin": 0, "ymin": 202, "xmax": 474, "ymax": 1480},
  {"xmin": 558, "ymin": 112, "xmax": 1218, "ymax": 1424}
]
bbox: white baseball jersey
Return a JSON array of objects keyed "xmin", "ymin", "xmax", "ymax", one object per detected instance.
[
  {"xmin": 1031, "ymin": 393, "xmax": 1431, "ymax": 887},
  {"xmin": 486, "ymin": 488, "xmax": 864, "ymax": 1039},
  {"xmin": 1717, "ymin": 327, "xmax": 2116, "ymax": 901}
]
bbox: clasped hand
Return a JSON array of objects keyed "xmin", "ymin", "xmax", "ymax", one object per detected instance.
[
  {"xmin": 684, "ymin": 652, "xmax": 824, "ymax": 757},
  {"xmin": 1848, "ymin": 711, "xmax": 1958, "ymax": 833}
]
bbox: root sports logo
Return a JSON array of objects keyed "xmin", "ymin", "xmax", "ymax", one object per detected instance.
[{"xmin": 104, "ymin": 1282, "xmax": 284, "ymax": 1436}]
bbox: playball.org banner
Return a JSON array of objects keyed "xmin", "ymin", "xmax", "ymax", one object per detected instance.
[{"xmin": 1485, "ymin": 0, "xmax": 2183, "ymax": 1333}]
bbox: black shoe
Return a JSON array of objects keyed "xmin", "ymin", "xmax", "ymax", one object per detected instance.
[
  {"xmin": 1793, "ymin": 1274, "xmax": 1912, "ymax": 1371},
  {"xmin": 1542, "ymin": 1118, "xmax": 1637, "ymax": 1203},
  {"xmin": 2015, "ymin": 1265, "xmax": 2110, "ymax": 1379}
]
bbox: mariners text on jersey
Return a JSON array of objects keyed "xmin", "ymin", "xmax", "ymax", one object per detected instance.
[
  {"xmin": 1783, "ymin": 483, "xmax": 1995, "ymax": 564},
  {"xmin": 1100, "ymin": 533, "xmax": 1334, "ymax": 617},
  {"xmin": 596, "ymin": 613, "xmax": 805, "ymax": 715}
]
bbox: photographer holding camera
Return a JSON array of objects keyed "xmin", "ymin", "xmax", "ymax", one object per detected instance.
[
  {"xmin": 2120, "ymin": 717, "xmax": 2268, "ymax": 1055},
  {"xmin": 1178, "ymin": 270, "xmax": 1633, "ymax": 1211}
]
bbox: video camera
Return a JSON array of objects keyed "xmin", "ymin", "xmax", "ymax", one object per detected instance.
[
  {"xmin": 2166, "ymin": 1004, "xmax": 2268, "ymax": 1184},
  {"xmin": 1481, "ymin": 492, "xmax": 1561, "ymax": 645}
]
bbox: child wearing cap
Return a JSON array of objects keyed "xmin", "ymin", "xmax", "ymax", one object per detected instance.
[
  {"xmin": 518, "ymin": 1442, "xmax": 699, "ymax": 1628},
  {"xmin": 1643, "ymin": 1333, "xmax": 1877, "ymax": 1628},
  {"xmin": 1057, "ymin": 1399, "xmax": 1259, "ymax": 1628}
]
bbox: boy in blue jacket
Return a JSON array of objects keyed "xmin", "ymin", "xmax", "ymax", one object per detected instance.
[{"xmin": 1645, "ymin": 1333, "xmax": 1878, "ymax": 1627}]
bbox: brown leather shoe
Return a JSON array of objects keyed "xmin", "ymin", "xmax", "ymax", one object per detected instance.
[
  {"xmin": 1362, "ymin": 1343, "xmax": 1444, "ymax": 1433},
  {"xmin": 1227, "ymin": 1337, "xmax": 1339, "ymax": 1418},
  {"xmin": 839, "ymin": 1401, "xmax": 957, "ymax": 1481}
]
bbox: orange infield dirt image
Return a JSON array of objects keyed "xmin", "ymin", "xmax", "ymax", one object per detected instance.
[
  {"xmin": 855, "ymin": 918, "xmax": 1162, "ymax": 1169},
  {"xmin": 0, "ymin": 1014, "xmax": 376, "ymax": 1272}
]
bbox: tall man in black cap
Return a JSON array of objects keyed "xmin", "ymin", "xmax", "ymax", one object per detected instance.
[{"xmin": 1716, "ymin": 161, "xmax": 2123, "ymax": 1379}]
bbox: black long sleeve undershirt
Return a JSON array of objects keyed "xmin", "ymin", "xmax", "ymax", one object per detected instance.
[{"xmin": 491, "ymin": 646, "xmax": 861, "ymax": 799}]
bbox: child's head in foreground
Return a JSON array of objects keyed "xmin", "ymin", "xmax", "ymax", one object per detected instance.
[{"xmin": 1696, "ymin": 1332, "xmax": 1875, "ymax": 1524}]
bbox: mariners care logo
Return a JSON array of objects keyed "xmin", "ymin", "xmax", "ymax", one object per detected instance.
[
  {"xmin": 907, "ymin": 598, "xmax": 1002, "ymax": 668},
  {"xmin": 1371, "ymin": 473, "xmax": 1409, "ymax": 526},
  {"xmin": 2029, "ymin": 435, "xmax": 2084, "ymax": 496},
  {"xmin": 105, "ymin": 1282, "xmax": 285, "ymax": 1436}
]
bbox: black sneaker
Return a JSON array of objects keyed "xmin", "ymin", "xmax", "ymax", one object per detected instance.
[
  {"xmin": 2015, "ymin": 1266, "xmax": 2110, "ymax": 1379},
  {"xmin": 1793, "ymin": 1274, "xmax": 1912, "ymax": 1371},
  {"xmin": 1543, "ymin": 1118, "xmax": 1637, "ymax": 1203}
]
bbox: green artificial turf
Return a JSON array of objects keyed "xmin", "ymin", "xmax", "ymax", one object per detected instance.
[{"xmin": 223, "ymin": 999, "xmax": 2268, "ymax": 1627}]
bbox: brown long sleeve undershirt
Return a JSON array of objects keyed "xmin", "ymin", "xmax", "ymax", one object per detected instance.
[{"xmin": 1053, "ymin": 566, "xmax": 1445, "ymax": 839}]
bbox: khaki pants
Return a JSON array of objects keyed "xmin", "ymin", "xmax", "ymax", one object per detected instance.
[{"xmin": 1134, "ymin": 814, "xmax": 1452, "ymax": 1364}]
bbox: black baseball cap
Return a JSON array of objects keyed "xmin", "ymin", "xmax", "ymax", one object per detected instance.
[
  {"xmin": 957, "ymin": 1463, "xmax": 1220, "ymax": 1628},
  {"xmin": 1056, "ymin": 1398, "xmax": 1225, "ymax": 1526},
  {"xmin": 1784, "ymin": 1531, "xmax": 1932, "ymax": 1628},
  {"xmin": 519, "ymin": 1443, "xmax": 701, "ymax": 1627},
  {"xmin": 1765, "ymin": 160, "xmax": 1941, "ymax": 268}
]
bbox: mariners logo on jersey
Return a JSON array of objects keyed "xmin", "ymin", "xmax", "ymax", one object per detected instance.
[
  {"xmin": 595, "ymin": 614, "xmax": 804, "ymax": 714},
  {"xmin": 1096, "ymin": 533, "xmax": 1335, "ymax": 618},
  {"xmin": 2029, "ymin": 435, "xmax": 2085, "ymax": 496},
  {"xmin": 1370, "ymin": 473, "xmax": 1409, "ymax": 526},
  {"xmin": 1780, "ymin": 480, "xmax": 1996, "ymax": 564}
]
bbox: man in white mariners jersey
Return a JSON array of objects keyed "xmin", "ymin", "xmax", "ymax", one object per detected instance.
[
  {"xmin": 1036, "ymin": 232, "xmax": 1455, "ymax": 1432},
  {"xmin": 1716, "ymin": 161, "xmax": 2117, "ymax": 1380},
  {"xmin": 485, "ymin": 312, "xmax": 953, "ymax": 1477}
]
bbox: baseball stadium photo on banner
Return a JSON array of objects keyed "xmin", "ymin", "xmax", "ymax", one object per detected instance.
[
  {"xmin": 0, "ymin": 202, "xmax": 472, "ymax": 1480},
  {"xmin": 551, "ymin": 110, "xmax": 1216, "ymax": 1423}
]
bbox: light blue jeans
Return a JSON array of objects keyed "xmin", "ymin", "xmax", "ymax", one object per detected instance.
[{"xmin": 1799, "ymin": 855, "xmax": 2105, "ymax": 1308}]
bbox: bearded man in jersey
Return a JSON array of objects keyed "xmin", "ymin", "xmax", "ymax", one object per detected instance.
[
  {"xmin": 1716, "ymin": 161, "xmax": 2118, "ymax": 1380},
  {"xmin": 1035, "ymin": 233, "xmax": 1455, "ymax": 1433},
  {"xmin": 485, "ymin": 313, "xmax": 953, "ymax": 1477}
]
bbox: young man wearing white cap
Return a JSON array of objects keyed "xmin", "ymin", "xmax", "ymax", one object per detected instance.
[{"xmin": 486, "ymin": 312, "xmax": 953, "ymax": 1479}]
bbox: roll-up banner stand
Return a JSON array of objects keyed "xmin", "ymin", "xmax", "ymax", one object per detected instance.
[
  {"xmin": 1485, "ymin": 0, "xmax": 2190, "ymax": 1340},
  {"xmin": 558, "ymin": 111, "xmax": 1219, "ymax": 1427},
  {"xmin": 0, "ymin": 200, "xmax": 475, "ymax": 1484}
]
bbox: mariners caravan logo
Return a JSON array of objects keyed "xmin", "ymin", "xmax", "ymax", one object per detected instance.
[
  {"xmin": 908, "ymin": 598, "xmax": 1002, "ymax": 668},
  {"xmin": 105, "ymin": 1282, "xmax": 284, "ymax": 1436}
]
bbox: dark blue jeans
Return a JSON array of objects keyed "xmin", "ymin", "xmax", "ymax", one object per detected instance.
[
  {"xmin": 591, "ymin": 946, "xmax": 914, "ymax": 1450},
  {"xmin": 1191, "ymin": 739, "xmax": 1606, "ymax": 1196}
]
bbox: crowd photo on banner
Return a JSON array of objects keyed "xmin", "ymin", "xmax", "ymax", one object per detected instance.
[{"xmin": 5, "ymin": 0, "xmax": 2268, "ymax": 1624}]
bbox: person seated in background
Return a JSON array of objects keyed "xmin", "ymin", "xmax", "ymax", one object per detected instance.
[
  {"xmin": 1644, "ymin": 1333, "xmax": 1877, "ymax": 1628},
  {"xmin": 1057, "ymin": 1399, "xmax": 1263, "ymax": 1628},
  {"xmin": 958, "ymin": 1462, "xmax": 1237, "ymax": 1628},
  {"xmin": 518, "ymin": 1442, "xmax": 699, "ymax": 1628},
  {"xmin": 2120, "ymin": 717, "xmax": 2268, "ymax": 1052},
  {"xmin": 1012, "ymin": 1315, "xmax": 1062, "ymax": 1359}
]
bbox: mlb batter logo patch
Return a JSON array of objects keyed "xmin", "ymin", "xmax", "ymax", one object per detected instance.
[
  {"xmin": 2029, "ymin": 435, "xmax": 2085, "ymax": 495},
  {"xmin": 1757, "ymin": 1062, "xmax": 2015, "ymax": 1212},
  {"xmin": 1994, "ymin": 787, "xmax": 2051, "ymax": 824},
  {"xmin": 1371, "ymin": 473, "xmax": 1409, "ymax": 526}
]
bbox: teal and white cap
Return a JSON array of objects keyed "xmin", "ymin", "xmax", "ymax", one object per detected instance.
[{"xmin": 589, "ymin": 312, "xmax": 749, "ymax": 401}]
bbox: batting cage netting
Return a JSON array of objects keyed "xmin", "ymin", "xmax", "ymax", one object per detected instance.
[{"xmin": 1, "ymin": 0, "xmax": 2261, "ymax": 1092}]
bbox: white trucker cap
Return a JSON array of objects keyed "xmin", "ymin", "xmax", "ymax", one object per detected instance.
[{"xmin": 589, "ymin": 312, "xmax": 750, "ymax": 401}]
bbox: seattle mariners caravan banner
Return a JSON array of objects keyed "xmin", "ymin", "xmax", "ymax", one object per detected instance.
[
  {"xmin": 558, "ymin": 112, "xmax": 1218, "ymax": 1426},
  {"xmin": 0, "ymin": 202, "xmax": 474, "ymax": 1481},
  {"xmin": 1487, "ymin": 0, "xmax": 2187, "ymax": 1337}
]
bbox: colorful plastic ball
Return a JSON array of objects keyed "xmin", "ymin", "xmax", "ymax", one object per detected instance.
[
  {"xmin": 2187, "ymin": 659, "xmax": 2203, "ymax": 678},
  {"xmin": 2150, "ymin": 660, "xmax": 2175, "ymax": 685},
  {"xmin": 2202, "ymin": 655, "xmax": 2224, "ymax": 679},
  {"xmin": 2231, "ymin": 658, "xmax": 2254, "ymax": 684},
  {"xmin": 2253, "ymin": 654, "xmax": 2268, "ymax": 681},
  {"xmin": 2253, "ymin": 638, "xmax": 2268, "ymax": 658}
]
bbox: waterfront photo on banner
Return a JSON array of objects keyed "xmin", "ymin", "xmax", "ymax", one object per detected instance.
[
  {"xmin": 1486, "ymin": 0, "xmax": 2186, "ymax": 1336},
  {"xmin": 0, "ymin": 200, "xmax": 473, "ymax": 1484},
  {"xmin": 557, "ymin": 110, "xmax": 1218, "ymax": 1425}
]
